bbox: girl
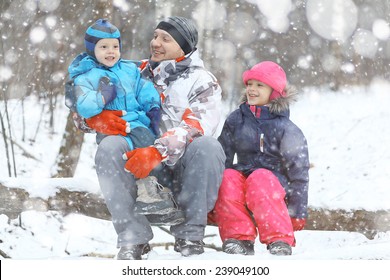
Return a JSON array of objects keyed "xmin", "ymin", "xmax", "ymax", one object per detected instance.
[{"xmin": 214, "ymin": 61, "xmax": 310, "ymax": 256}]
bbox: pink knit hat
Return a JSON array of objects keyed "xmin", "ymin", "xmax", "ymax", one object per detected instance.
[{"xmin": 242, "ymin": 61, "xmax": 287, "ymax": 101}]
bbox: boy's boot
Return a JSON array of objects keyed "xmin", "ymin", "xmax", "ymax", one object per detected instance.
[
  {"xmin": 146, "ymin": 210, "xmax": 185, "ymax": 226},
  {"xmin": 134, "ymin": 176, "xmax": 178, "ymax": 215}
]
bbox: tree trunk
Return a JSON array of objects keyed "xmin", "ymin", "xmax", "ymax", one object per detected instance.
[{"xmin": 51, "ymin": 112, "xmax": 85, "ymax": 178}]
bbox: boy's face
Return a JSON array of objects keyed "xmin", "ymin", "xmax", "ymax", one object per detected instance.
[
  {"xmin": 149, "ymin": 29, "xmax": 185, "ymax": 62},
  {"xmin": 94, "ymin": 38, "xmax": 120, "ymax": 67},
  {"xmin": 245, "ymin": 79, "xmax": 273, "ymax": 106}
]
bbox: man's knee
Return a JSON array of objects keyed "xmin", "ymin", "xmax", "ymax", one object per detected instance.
[
  {"xmin": 189, "ymin": 136, "xmax": 225, "ymax": 160},
  {"xmin": 95, "ymin": 136, "xmax": 128, "ymax": 165}
]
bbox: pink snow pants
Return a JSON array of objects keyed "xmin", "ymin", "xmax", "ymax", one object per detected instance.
[{"xmin": 214, "ymin": 168, "xmax": 295, "ymax": 246}]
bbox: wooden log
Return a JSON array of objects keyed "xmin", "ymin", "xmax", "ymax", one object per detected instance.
[
  {"xmin": 1, "ymin": 183, "xmax": 389, "ymax": 239},
  {"xmin": 306, "ymin": 208, "xmax": 390, "ymax": 239},
  {"xmin": 0, "ymin": 183, "xmax": 110, "ymax": 220}
]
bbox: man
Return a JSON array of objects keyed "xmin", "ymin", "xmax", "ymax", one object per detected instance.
[{"xmin": 84, "ymin": 16, "xmax": 225, "ymax": 259}]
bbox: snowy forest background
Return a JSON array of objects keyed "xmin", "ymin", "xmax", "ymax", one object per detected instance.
[
  {"xmin": 1, "ymin": 0, "xmax": 390, "ymax": 178},
  {"xmin": 1, "ymin": 0, "xmax": 390, "ymax": 261}
]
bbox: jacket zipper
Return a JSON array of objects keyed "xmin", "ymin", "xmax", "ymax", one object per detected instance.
[{"xmin": 260, "ymin": 133, "xmax": 264, "ymax": 153}]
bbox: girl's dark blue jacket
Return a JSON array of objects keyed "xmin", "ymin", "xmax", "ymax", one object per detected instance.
[{"xmin": 218, "ymin": 88, "xmax": 310, "ymax": 219}]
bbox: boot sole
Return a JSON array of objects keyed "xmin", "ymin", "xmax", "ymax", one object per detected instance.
[
  {"xmin": 135, "ymin": 206, "xmax": 177, "ymax": 215},
  {"xmin": 134, "ymin": 201, "xmax": 177, "ymax": 215},
  {"xmin": 146, "ymin": 210, "xmax": 185, "ymax": 226}
]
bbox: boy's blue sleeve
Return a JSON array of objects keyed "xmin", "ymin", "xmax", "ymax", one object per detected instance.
[
  {"xmin": 75, "ymin": 75, "xmax": 105, "ymax": 118},
  {"xmin": 136, "ymin": 76, "xmax": 160, "ymax": 113}
]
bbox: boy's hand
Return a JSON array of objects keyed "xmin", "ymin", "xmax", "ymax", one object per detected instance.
[
  {"xmin": 86, "ymin": 110, "xmax": 129, "ymax": 136},
  {"xmin": 99, "ymin": 77, "xmax": 116, "ymax": 104}
]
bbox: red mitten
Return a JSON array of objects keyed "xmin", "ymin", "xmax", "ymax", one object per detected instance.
[
  {"xmin": 291, "ymin": 218, "xmax": 306, "ymax": 231},
  {"xmin": 123, "ymin": 147, "xmax": 163, "ymax": 178},
  {"xmin": 86, "ymin": 110, "xmax": 128, "ymax": 136},
  {"xmin": 207, "ymin": 210, "xmax": 217, "ymax": 226}
]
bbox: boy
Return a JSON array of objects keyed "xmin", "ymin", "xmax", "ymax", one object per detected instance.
[{"xmin": 68, "ymin": 19, "xmax": 182, "ymax": 219}]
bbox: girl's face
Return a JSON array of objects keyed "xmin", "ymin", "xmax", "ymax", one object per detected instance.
[
  {"xmin": 245, "ymin": 79, "xmax": 273, "ymax": 106},
  {"xmin": 94, "ymin": 38, "xmax": 120, "ymax": 67},
  {"xmin": 150, "ymin": 29, "xmax": 185, "ymax": 62}
]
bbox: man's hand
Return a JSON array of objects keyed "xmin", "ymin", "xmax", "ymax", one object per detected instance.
[
  {"xmin": 123, "ymin": 147, "xmax": 163, "ymax": 178},
  {"xmin": 85, "ymin": 110, "xmax": 129, "ymax": 136}
]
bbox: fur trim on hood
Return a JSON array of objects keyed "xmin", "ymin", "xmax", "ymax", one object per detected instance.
[{"xmin": 240, "ymin": 84, "xmax": 298, "ymax": 114}]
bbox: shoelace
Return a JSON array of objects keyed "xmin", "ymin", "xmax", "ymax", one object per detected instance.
[{"xmin": 154, "ymin": 180, "xmax": 179, "ymax": 209}]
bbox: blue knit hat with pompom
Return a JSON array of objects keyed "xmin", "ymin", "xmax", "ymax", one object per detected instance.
[{"xmin": 84, "ymin": 19, "xmax": 121, "ymax": 58}]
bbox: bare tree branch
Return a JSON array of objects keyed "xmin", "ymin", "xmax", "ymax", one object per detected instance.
[{"xmin": 0, "ymin": 131, "xmax": 41, "ymax": 162}]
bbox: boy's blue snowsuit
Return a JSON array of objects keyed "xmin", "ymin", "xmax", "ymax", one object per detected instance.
[{"xmin": 68, "ymin": 53, "xmax": 160, "ymax": 150}]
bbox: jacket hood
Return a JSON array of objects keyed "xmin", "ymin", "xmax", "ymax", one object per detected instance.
[
  {"xmin": 68, "ymin": 53, "xmax": 99, "ymax": 79},
  {"xmin": 240, "ymin": 84, "xmax": 298, "ymax": 114}
]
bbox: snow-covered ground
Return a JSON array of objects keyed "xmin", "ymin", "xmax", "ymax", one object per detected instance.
[
  {"xmin": 1, "ymin": 80, "xmax": 390, "ymax": 279},
  {"xmin": 1, "ymin": 209, "xmax": 390, "ymax": 260}
]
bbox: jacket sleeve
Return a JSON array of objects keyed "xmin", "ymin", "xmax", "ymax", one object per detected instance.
[
  {"xmin": 135, "ymin": 72, "xmax": 161, "ymax": 112},
  {"xmin": 218, "ymin": 114, "xmax": 237, "ymax": 168},
  {"xmin": 280, "ymin": 123, "xmax": 310, "ymax": 219},
  {"xmin": 75, "ymin": 75, "xmax": 105, "ymax": 119},
  {"xmin": 154, "ymin": 75, "xmax": 222, "ymax": 166}
]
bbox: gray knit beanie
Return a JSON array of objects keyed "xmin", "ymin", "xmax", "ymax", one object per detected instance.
[{"xmin": 155, "ymin": 16, "xmax": 198, "ymax": 54}]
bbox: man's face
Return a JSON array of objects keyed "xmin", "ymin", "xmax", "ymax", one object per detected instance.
[
  {"xmin": 94, "ymin": 38, "xmax": 120, "ymax": 67},
  {"xmin": 150, "ymin": 29, "xmax": 185, "ymax": 62}
]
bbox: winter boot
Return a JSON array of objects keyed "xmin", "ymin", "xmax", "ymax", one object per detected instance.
[
  {"xmin": 116, "ymin": 243, "xmax": 151, "ymax": 260},
  {"xmin": 222, "ymin": 239, "xmax": 255, "ymax": 255},
  {"xmin": 146, "ymin": 209, "xmax": 185, "ymax": 226},
  {"xmin": 134, "ymin": 176, "xmax": 177, "ymax": 215},
  {"xmin": 174, "ymin": 238, "xmax": 205, "ymax": 257},
  {"xmin": 267, "ymin": 241, "xmax": 292, "ymax": 256}
]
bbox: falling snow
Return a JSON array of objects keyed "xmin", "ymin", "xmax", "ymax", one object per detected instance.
[{"xmin": 1, "ymin": 0, "xmax": 390, "ymax": 270}]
